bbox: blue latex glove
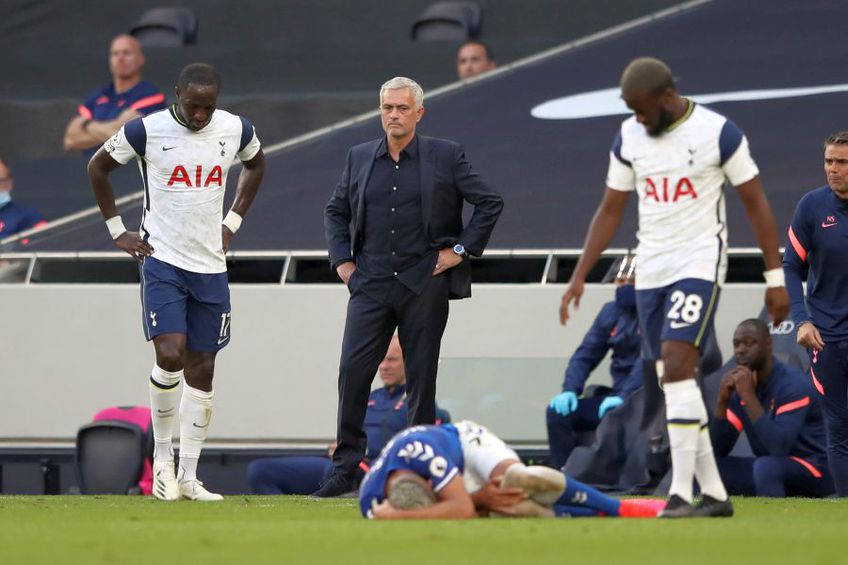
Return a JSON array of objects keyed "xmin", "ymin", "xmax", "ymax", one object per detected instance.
[
  {"xmin": 598, "ymin": 395, "xmax": 624, "ymax": 418},
  {"xmin": 549, "ymin": 391, "xmax": 578, "ymax": 416}
]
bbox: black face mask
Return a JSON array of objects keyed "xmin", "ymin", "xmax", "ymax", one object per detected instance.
[{"xmin": 615, "ymin": 283, "xmax": 636, "ymax": 310}]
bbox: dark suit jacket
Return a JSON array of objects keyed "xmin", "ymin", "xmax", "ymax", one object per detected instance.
[{"xmin": 324, "ymin": 135, "xmax": 503, "ymax": 299}]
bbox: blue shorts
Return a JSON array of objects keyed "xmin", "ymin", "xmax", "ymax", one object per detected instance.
[
  {"xmin": 139, "ymin": 256, "xmax": 231, "ymax": 352},
  {"xmin": 636, "ymin": 278, "xmax": 720, "ymax": 361}
]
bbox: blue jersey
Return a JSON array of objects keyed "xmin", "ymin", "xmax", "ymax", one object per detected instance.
[
  {"xmin": 359, "ymin": 424, "xmax": 464, "ymax": 518},
  {"xmin": 0, "ymin": 200, "xmax": 45, "ymax": 238},
  {"xmin": 711, "ymin": 359, "xmax": 828, "ymax": 470},
  {"xmin": 562, "ymin": 301, "xmax": 642, "ymax": 397},
  {"xmin": 783, "ymin": 186, "xmax": 848, "ymax": 340},
  {"xmin": 363, "ymin": 385, "xmax": 408, "ymax": 461},
  {"xmin": 79, "ymin": 81, "xmax": 166, "ymax": 158}
]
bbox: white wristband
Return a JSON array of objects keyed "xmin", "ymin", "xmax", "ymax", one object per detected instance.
[
  {"xmin": 223, "ymin": 210, "xmax": 243, "ymax": 234},
  {"xmin": 763, "ymin": 268, "xmax": 785, "ymax": 288},
  {"xmin": 105, "ymin": 215, "xmax": 127, "ymax": 240}
]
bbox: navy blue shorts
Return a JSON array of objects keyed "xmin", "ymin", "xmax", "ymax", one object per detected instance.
[
  {"xmin": 139, "ymin": 256, "xmax": 231, "ymax": 352},
  {"xmin": 636, "ymin": 278, "xmax": 720, "ymax": 361}
]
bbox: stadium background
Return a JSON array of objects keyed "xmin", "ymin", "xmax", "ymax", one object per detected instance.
[{"xmin": 1, "ymin": 0, "xmax": 845, "ymax": 496}]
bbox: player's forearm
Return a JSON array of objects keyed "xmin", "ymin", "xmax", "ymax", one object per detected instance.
[
  {"xmin": 572, "ymin": 202, "xmax": 624, "ymax": 282},
  {"xmin": 87, "ymin": 151, "xmax": 120, "ymax": 219},
  {"xmin": 740, "ymin": 183, "xmax": 782, "ymax": 270},
  {"xmin": 740, "ymin": 394, "xmax": 765, "ymax": 422},
  {"xmin": 230, "ymin": 152, "xmax": 265, "ymax": 217},
  {"xmin": 391, "ymin": 498, "xmax": 476, "ymax": 519}
]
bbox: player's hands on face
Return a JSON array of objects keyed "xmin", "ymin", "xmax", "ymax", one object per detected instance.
[
  {"xmin": 474, "ymin": 478, "xmax": 528, "ymax": 515},
  {"xmin": 371, "ymin": 499, "xmax": 402, "ymax": 520},
  {"xmin": 765, "ymin": 286, "xmax": 790, "ymax": 325},
  {"xmin": 433, "ymin": 247, "xmax": 463, "ymax": 276},
  {"xmin": 114, "ymin": 231, "xmax": 153, "ymax": 262},
  {"xmin": 560, "ymin": 278, "xmax": 585, "ymax": 325},
  {"xmin": 797, "ymin": 321, "xmax": 825, "ymax": 351},
  {"xmin": 222, "ymin": 225, "xmax": 234, "ymax": 254},
  {"xmin": 336, "ymin": 261, "xmax": 357, "ymax": 285},
  {"xmin": 732, "ymin": 366, "xmax": 757, "ymax": 397}
]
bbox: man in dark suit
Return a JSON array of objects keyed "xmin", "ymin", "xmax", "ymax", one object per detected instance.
[{"xmin": 316, "ymin": 76, "xmax": 503, "ymax": 497}]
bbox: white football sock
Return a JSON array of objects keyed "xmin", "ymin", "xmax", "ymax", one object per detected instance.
[
  {"xmin": 149, "ymin": 364, "xmax": 183, "ymax": 460},
  {"xmin": 695, "ymin": 425, "xmax": 728, "ymax": 501},
  {"xmin": 665, "ymin": 379, "xmax": 704, "ymax": 504},
  {"xmin": 178, "ymin": 384, "xmax": 214, "ymax": 483}
]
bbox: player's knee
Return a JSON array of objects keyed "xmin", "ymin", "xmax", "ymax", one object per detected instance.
[
  {"xmin": 154, "ymin": 337, "xmax": 185, "ymax": 371},
  {"xmin": 546, "ymin": 405, "xmax": 575, "ymax": 428},
  {"xmin": 753, "ymin": 456, "xmax": 784, "ymax": 485},
  {"xmin": 660, "ymin": 345, "xmax": 697, "ymax": 383}
]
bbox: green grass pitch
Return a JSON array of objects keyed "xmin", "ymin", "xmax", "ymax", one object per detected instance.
[{"xmin": 0, "ymin": 496, "xmax": 845, "ymax": 565}]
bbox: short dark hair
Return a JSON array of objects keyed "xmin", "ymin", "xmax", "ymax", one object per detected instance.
[
  {"xmin": 458, "ymin": 39, "xmax": 494, "ymax": 61},
  {"xmin": 620, "ymin": 57, "xmax": 675, "ymax": 96},
  {"xmin": 824, "ymin": 131, "xmax": 848, "ymax": 148},
  {"xmin": 736, "ymin": 318, "xmax": 770, "ymax": 340},
  {"xmin": 178, "ymin": 63, "xmax": 221, "ymax": 91}
]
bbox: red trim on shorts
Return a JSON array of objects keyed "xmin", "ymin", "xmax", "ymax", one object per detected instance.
[
  {"xmin": 790, "ymin": 456, "xmax": 823, "ymax": 478},
  {"xmin": 78, "ymin": 105, "xmax": 93, "ymax": 119}
]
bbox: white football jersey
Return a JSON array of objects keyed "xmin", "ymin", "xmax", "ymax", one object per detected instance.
[
  {"xmin": 104, "ymin": 106, "xmax": 261, "ymax": 273},
  {"xmin": 606, "ymin": 102, "xmax": 759, "ymax": 289}
]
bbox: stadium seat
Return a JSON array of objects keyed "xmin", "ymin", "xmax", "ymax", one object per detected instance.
[
  {"xmin": 758, "ymin": 306, "xmax": 809, "ymax": 372},
  {"xmin": 411, "ymin": 1, "xmax": 482, "ymax": 41},
  {"xmin": 75, "ymin": 421, "xmax": 146, "ymax": 494},
  {"xmin": 130, "ymin": 7, "xmax": 198, "ymax": 47}
]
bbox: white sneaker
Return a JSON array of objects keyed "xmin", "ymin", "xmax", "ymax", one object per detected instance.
[
  {"xmin": 179, "ymin": 479, "xmax": 224, "ymax": 501},
  {"xmin": 152, "ymin": 459, "xmax": 180, "ymax": 501}
]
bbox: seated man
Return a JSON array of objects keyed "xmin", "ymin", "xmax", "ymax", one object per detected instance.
[
  {"xmin": 0, "ymin": 158, "xmax": 46, "ymax": 239},
  {"xmin": 63, "ymin": 34, "xmax": 165, "ymax": 159},
  {"xmin": 546, "ymin": 257, "xmax": 641, "ymax": 469},
  {"xmin": 711, "ymin": 319, "xmax": 834, "ymax": 497},
  {"xmin": 248, "ymin": 336, "xmax": 445, "ymax": 494},
  {"xmin": 360, "ymin": 420, "xmax": 665, "ymax": 519}
]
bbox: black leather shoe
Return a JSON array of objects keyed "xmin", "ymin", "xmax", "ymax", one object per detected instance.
[
  {"xmin": 693, "ymin": 495, "xmax": 734, "ymax": 517},
  {"xmin": 311, "ymin": 473, "xmax": 355, "ymax": 498},
  {"xmin": 658, "ymin": 494, "xmax": 695, "ymax": 518}
]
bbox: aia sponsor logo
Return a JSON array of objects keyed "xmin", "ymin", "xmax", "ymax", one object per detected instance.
[
  {"xmin": 167, "ymin": 165, "xmax": 223, "ymax": 188},
  {"xmin": 643, "ymin": 177, "xmax": 697, "ymax": 202}
]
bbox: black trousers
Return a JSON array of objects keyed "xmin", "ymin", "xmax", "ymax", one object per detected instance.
[{"xmin": 331, "ymin": 273, "xmax": 450, "ymax": 476}]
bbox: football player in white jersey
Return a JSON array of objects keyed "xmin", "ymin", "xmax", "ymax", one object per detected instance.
[
  {"xmin": 89, "ymin": 63, "xmax": 265, "ymax": 501},
  {"xmin": 559, "ymin": 57, "xmax": 789, "ymax": 517}
]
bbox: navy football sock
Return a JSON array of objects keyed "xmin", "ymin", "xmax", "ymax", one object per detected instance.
[
  {"xmin": 553, "ymin": 504, "xmax": 603, "ymax": 517},
  {"xmin": 554, "ymin": 477, "xmax": 621, "ymax": 516}
]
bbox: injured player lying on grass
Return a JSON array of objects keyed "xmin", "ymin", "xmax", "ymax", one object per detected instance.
[{"xmin": 359, "ymin": 421, "xmax": 665, "ymax": 519}]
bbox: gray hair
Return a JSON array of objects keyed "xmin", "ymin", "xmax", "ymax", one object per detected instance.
[
  {"xmin": 824, "ymin": 131, "xmax": 848, "ymax": 148},
  {"xmin": 380, "ymin": 77, "xmax": 424, "ymax": 109}
]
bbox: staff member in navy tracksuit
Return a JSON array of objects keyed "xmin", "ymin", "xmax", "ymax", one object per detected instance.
[
  {"xmin": 0, "ymin": 158, "xmax": 46, "ymax": 240},
  {"xmin": 711, "ymin": 319, "xmax": 833, "ymax": 497},
  {"xmin": 783, "ymin": 131, "xmax": 848, "ymax": 495},
  {"xmin": 546, "ymin": 258, "xmax": 642, "ymax": 470}
]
